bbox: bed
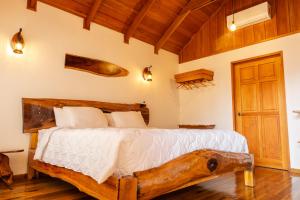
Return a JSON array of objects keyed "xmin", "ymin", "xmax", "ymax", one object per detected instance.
[{"xmin": 23, "ymin": 98, "xmax": 254, "ymax": 200}]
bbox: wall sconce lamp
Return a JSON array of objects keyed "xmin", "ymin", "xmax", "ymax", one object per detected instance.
[
  {"xmin": 143, "ymin": 66, "xmax": 152, "ymax": 81},
  {"xmin": 11, "ymin": 28, "xmax": 25, "ymax": 54}
]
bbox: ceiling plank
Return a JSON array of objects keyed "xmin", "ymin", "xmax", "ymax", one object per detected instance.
[
  {"xmin": 83, "ymin": 0, "xmax": 103, "ymax": 30},
  {"xmin": 27, "ymin": 0, "xmax": 37, "ymax": 11},
  {"xmin": 155, "ymin": 0, "xmax": 219, "ymax": 54},
  {"xmin": 124, "ymin": 0, "xmax": 156, "ymax": 44}
]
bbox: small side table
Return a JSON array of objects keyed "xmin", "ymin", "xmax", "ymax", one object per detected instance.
[
  {"xmin": 0, "ymin": 149, "xmax": 24, "ymax": 187},
  {"xmin": 179, "ymin": 124, "xmax": 216, "ymax": 129}
]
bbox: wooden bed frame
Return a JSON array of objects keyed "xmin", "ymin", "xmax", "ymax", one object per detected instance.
[{"xmin": 23, "ymin": 98, "xmax": 254, "ymax": 200}]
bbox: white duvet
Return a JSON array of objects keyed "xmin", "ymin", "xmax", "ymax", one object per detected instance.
[{"xmin": 34, "ymin": 127, "xmax": 248, "ymax": 184}]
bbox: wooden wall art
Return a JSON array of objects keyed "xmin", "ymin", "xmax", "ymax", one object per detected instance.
[{"xmin": 65, "ymin": 54, "xmax": 129, "ymax": 77}]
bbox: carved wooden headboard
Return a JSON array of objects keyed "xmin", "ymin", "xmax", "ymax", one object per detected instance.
[{"xmin": 22, "ymin": 98, "xmax": 150, "ymax": 133}]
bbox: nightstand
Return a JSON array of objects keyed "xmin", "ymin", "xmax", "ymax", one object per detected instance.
[
  {"xmin": 179, "ymin": 124, "xmax": 215, "ymax": 129},
  {"xmin": 0, "ymin": 149, "xmax": 24, "ymax": 187}
]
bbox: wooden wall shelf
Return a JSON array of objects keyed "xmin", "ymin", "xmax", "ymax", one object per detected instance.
[
  {"xmin": 175, "ymin": 69, "xmax": 214, "ymax": 90},
  {"xmin": 179, "ymin": 124, "xmax": 216, "ymax": 129}
]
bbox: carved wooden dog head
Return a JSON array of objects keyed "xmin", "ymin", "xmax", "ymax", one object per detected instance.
[{"xmin": 0, "ymin": 153, "xmax": 13, "ymax": 185}]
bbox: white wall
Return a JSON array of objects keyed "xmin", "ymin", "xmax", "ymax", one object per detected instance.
[
  {"xmin": 0, "ymin": 0, "xmax": 179, "ymax": 175},
  {"xmin": 179, "ymin": 33, "xmax": 300, "ymax": 169}
]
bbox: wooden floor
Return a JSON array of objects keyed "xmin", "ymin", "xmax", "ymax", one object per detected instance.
[{"xmin": 0, "ymin": 167, "xmax": 299, "ymax": 200}]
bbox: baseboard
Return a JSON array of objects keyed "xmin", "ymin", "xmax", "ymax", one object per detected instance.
[
  {"xmin": 13, "ymin": 174, "xmax": 27, "ymax": 180},
  {"xmin": 290, "ymin": 168, "xmax": 300, "ymax": 176}
]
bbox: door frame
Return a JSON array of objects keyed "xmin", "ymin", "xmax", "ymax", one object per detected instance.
[{"xmin": 231, "ymin": 51, "xmax": 291, "ymax": 170}]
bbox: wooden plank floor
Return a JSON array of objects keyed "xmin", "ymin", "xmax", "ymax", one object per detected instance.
[{"xmin": 0, "ymin": 167, "xmax": 299, "ymax": 200}]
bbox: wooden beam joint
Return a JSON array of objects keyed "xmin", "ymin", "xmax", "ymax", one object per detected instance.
[
  {"xmin": 124, "ymin": 0, "xmax": 156, "ymax": 44},
  {"xmin": 83, "ymin": 0, "xmax": 103, "ymax": 30},
  {"xmin": 27, "ymin": 0, "xmax": 37, "ymax": 11},
  {"xmin": 155, "ymin": 0, "xmax": 219, "ymax": 54}
]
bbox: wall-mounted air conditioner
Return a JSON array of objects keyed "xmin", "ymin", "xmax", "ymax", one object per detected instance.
[{"xmin": 227, "ymin": 2, "xmax": 271, "ymax": 30}]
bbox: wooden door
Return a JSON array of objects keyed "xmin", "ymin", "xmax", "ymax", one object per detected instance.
[{"xmin": 233, "ymin": 52, "xmax": 289, "ymax": 170}]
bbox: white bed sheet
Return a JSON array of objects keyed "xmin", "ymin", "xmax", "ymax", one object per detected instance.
[{"xmin": 34, "ymin": 127, "xmax": 248, "ymax": 184}]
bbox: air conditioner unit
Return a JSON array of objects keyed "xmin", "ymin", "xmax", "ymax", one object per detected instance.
[{"xmin": 227, "ymin": 2, "xmax": 271, "ymax": 30}]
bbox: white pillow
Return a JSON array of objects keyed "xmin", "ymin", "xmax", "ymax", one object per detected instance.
[
  {"xmin": 110, "ymin": 111, "xmax": 147, "ymax": 128},
  {"xmin": 53, "ymin": 107, "xmax": 72, "ymax": 128},
  {"xmin": 63, "ymin": 107, "xmax": 108, "ymax": 128},
  {"xmin": 105, "ymin": 113, "xmax": 115, "ymax": 127}
]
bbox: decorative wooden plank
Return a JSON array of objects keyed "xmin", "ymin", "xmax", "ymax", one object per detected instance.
[
  {"xmin": 27, "ymin": 0, "xmax": 37, "ymax": 11},
  {"xmin": 134, "ymin": 149, "xmax": 253, "ymax": 199},
  {"xmin": 22, "ymin": 98, "xmax": 150, "ymax": 133},
  {"xmin": 83, "ymin": 0, "xmax": 103, "ymax": 30},
  {"xmin": 65, "ymin": 54, "xmax": 129, "ymax": 77},
  {"xmin": 124, "ymin": 0, "xmax": 156, "ymax": 44}
]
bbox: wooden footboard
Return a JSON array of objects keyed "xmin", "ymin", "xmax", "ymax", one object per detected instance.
[
  {"xmin": 28, "ymin": 155, "xmax": 119, "ymax": 200},
  {"xmin": 134, "ymin": 149, "xmax": 254, "ymax": 199}
]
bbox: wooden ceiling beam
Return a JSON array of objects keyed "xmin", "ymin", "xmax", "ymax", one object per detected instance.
[
  {"xmin": 154, "ymin": 0, "xmax": 219, "ymax": 54},
  {"xmin": 27, "ymin": 0, "xmax": 37, "ymax": 11},
  {"xmin": 83, "ymin": 0, "xmax": 103, "ymax": 30},
  {"xmin": 124, "ymin": 0, "xmax": 156, "ymax": 44},
  {"xmin": 187, "ymin": 0, "xmax": 219, "ymax": 11}
]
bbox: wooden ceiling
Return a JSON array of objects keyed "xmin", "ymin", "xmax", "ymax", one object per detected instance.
[{"xmin": 27, "ymin": 0, "xmax": 224, "ymax": 55}]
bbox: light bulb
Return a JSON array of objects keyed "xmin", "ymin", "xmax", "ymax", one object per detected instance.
[
  {"xmin": 15, "ymin": 42, "xmax": 23, "ymax": 50},
  {"xmin": 143, "ymin": 66, "xmax": 153, "ymax": 81},
  {"xmin": 230, "ymin": 22, "xmax": 237, "ymax": 32},
  {"xmin": 146, "ymin": 74, "xmax": 152, "ymax": 81}
]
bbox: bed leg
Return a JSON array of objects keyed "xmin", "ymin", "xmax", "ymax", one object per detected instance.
[
  {"xmin": 27, "ymin": 149, "xmax": 36, "ymax": 180},
  {"xmin": 27, "ymin": 166, "xmax": 35, "ymax": 180},
  {"xmin": 119, "ymin": 176, "xmax": 138, "ymax": 200},
  {"xmin": 244, "ymin": 154, "xmax": 255, "ymax": 187},
  {"xmin": 244, "ymin": 169, "xmax": 254, "ymax": 187}
]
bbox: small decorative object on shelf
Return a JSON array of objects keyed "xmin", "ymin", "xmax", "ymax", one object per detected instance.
[
  {"xmin": 175, "ymin": 69, "xmax": 214, "ymax": 90},
  {"xmin": 0, "ymin": 149, "xmax": 24, "ymax": 187},
  {"xmin": 179, "ymin": 124, "xmax": 216, "ymax": 129}
]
